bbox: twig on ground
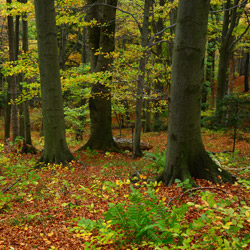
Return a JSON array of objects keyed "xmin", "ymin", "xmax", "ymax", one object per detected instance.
[
  {"xmin": 2, "ymin": 178, "xmax": 21, "ymax": 193},
  {"xmin": 166, "ymin": 186, "xmax": 227, "ymax": 207}
]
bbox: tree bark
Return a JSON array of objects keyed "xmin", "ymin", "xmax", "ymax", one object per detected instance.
[
  {"xmin": 83, "ymin": 0, "xmax": 119, "ymax": 151},
  {"xmin": 168, "ymin": 0, "xmax": 177, "ymax": 61},
  {"xmin": 7, "ymin": 0, "xmax": 18, "ymax": 141},
  {"xmin": 215, "ymin": 0, "xmax": 245, "ymax": 121},
  {"xmin": 133, "ymin": 0, "xmax": 150, "ymax": 158},
  {"xmin": 82, "ymin": 23, "xmax": 88, "ymax": 64},
  {"xmin": 34, "ymin": 0, "xmax": 73, "ymax": 164},
  {"xmin": 202, "ymin": 39, "xmax": 216, "ymax": 110},
  {"xmin": 4, "ymin": 79, "xmax": 11, "ymax": 140},
  {"xmin": 22, "ymin": 0, "xmax": 32, "ymax": 145},
  {"xmin": 244, "ymin": 51, "xmax": 249, "ymax": 92},
  {"xmin": 15, "ymin": 10, "xmax": 25, "ymax": 138},
  {"xmin": 158, "ymin": 0, "xmax": 235, "ymax": 186},
  {"xmin": 152, "ymin": 0, "xmax": 165, "ymax": 131},
  {"xmin": 58, "ymin": 24, "xmax": 68, "ymax": 70}
]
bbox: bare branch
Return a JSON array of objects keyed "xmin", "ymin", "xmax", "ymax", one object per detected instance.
[
  {"xmin": 166, "ymin": 187, "xmax": 228, "ymax": 207},
  {"xmin": 148, "ymin": 23, "xmax": 176, "ymax": 47},
  {"xmin": 210, "ymin": 0, "xmax": 248, "ymax": 14},
  {"xmin": 89, "ymin": 2, "xmax": 142, "ymax": 32},
  {"xmin": 229, "ymin": 21, "xmax": 250, "ymax": 50},
  {"xmin": 2, "ymin": 178, "xmax": 21, "ymax": 193},
  {"xmin": 148, "ymin": 39, "xmax": 173, "ymax": 49}
]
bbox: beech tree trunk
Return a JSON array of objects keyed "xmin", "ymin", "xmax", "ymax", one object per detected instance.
[
  {"xmin": 215, "ymin": 0, "xmax": 245, "ymax": 121},
  {"xmin": 7, "ymin": 0, "xmax": 18, "ymax": 141},
  {"xmin": 244, "ymin": 52, "xmax": 249, "ymax": 92},
  {"xmin": 84, "ymin": 0, "xmax": 118, "ymax": 151},
  {"xmin": 133, "ymin": 0, "xmax": 150, "ymax": 158},
  {"xmin": 158, "ymin": 0, "xmax": 235, "ymax": 186},
  {"xmin": 4, "ymin": 80, "xmax": 11, "ymax": 140},
  {"xmin": 34, "ymin": 0, "xmax": 73, "ymax": 164},
  {"xmin": 22, "ymin": 0, "xmax": 32, "ymax": 145},
  {"xmin": 152, "ymin": 0, "xmax": 165, "ymax": 131},
  {"xmin": 202, "ymin": 39, "xmax": 216, "ymax": 110}
]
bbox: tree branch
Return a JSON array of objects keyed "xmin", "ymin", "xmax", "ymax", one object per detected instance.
[
  {"xmin": 210, "ymin": 0, "xmax": 248, "ymax": 14},
  {"xmin": 229, "ymin": 21, "xmax": 250, "ymax": 51},
  {"xmin": 89, "ymin": 2, "xmax": 142, "ymax": 33},
  {"xmin": 148, "ymin": 23, "xmax": 176, "ymax": 47},
  {"xmin": 166, "ymin": 187, "xmax": 228, "ymax": 207}
]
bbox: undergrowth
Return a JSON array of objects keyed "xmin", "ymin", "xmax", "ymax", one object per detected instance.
[{"xmin": 71, "ymin": 182, "xmax": 250, "ymax": 249}]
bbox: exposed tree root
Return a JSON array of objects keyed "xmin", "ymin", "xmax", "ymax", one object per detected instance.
[{"xmin": 158, "ymin": 150, "xmax": 236, "ymax": 187}]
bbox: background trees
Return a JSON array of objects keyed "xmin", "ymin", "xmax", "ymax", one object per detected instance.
[{"xmin": 0, "ymin": 0, "xmax": 249, "ymax": 167}]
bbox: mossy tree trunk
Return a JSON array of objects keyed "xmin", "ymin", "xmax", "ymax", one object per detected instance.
[
  {"xmin": 158, "ymin": 0, "xmax": 236, "ymax": 186},
  {"xmin": 84, "ymin": 0, "xmax": 119, "ymax": 151},
  {"xmin": 34, "ymin": 0, "xmax": 73, "ymax": 164}
]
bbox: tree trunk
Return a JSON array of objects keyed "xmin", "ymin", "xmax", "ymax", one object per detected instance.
[
  {"xmin": 7, "ymin": 0, "xmax": 18, "ymax": 141},
  {"xmin": 133, "ymin": 0, "xmax": 150, "ymax": 158},
  {"xmin": 58, "ymin": 24, "xmax": 68, "ymax": 70},
  {"xmin": 84, "ymin": 0, "xmax": 118, "ymax": 151},
  {"xmin": 144, "ymin": 82, "xmax": 151, "ymax": 133},
  {"xmin": 202, "ymin": 39, "xmax": 216, "ymax": 110},
  {"xmin": 216, "ymin": 0, "xmax": 243, "ymax": 121},
  {"xmin": 158, "ymin": 0, "xmax": 235, "ymax": 186},
  {"xmin": 34, "ymin": 0, "xmax": 73, "ymax": 164},
  {"xmin": 4, "ymin": 79, "xmax": 11, "ymax": 140},
  {"xmin": 152, "ymin": 0, "xmax": 165, "ymax": 131},
  {"xmin": 15, "ymin": 11, "xmax": 25, "ymax": 138},
  {"xmin": 168, "ymin": 0, "xmax": 177, "ymax": 61},
  {"xmin": 244, "ymin": 51, "xmax": 249, "ymax": 92},
  {"xmin": 82, "ymin": 23, "xmax": 88, "ymax": 64},
  {"xmin": 22, "ymin": 0, "xmax": 32, "ymax": 145}
]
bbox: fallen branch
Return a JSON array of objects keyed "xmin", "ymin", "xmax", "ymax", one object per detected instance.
[
  {"xmin": 166, "ymin": 186, "xmax": 227, "ymax": 207},
  {"xmin": 2, "ymin": 178, "xmax": 21, "ymax": 193}
]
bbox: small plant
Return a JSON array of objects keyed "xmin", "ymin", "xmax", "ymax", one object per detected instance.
[
  {"xmin": 144, "ymin": 148, "xmax": 166, "ymax": 174},
  {"xmin": 85, "ymin": 147, "xmax": 98, "ymax": 157},
  {"xmin": 9, "ymin": 212, "xmax": 42, "ymax": 226},
  {"xmin": 175, "ymin": 179, "xmax": 193, "ymax": 190},
  {"xmin": 72, "ymin": 184, "xmax": 250, "ymax": 249}
]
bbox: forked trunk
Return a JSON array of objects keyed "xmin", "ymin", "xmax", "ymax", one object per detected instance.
[{"xmin": 83, "ymin": 0, "xmax": 118, "ymax": 152}]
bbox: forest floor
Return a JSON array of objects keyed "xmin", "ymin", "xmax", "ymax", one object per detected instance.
[
  {"xmin": 0, "ymin": 124, "xmax": 250, "ymax": 249},
  {"xmin": 0, "ymin": 77, "xmax": 250, "ymax": 250}
]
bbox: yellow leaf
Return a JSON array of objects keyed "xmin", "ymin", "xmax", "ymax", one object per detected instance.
[
  {"xmin": 222, "ymin": 222, "xmax": 232, "ymax": 230},
  {"xmin": 125, "ymin": 179, "xmax": 131, "ymax": 184},
  {"xmin": 48, "ymin": 232, "xmax": 54, "ymax": 237},
  {"xmin": 162, "ymin": 197, "xmax": 166, "ymax": 202}
]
